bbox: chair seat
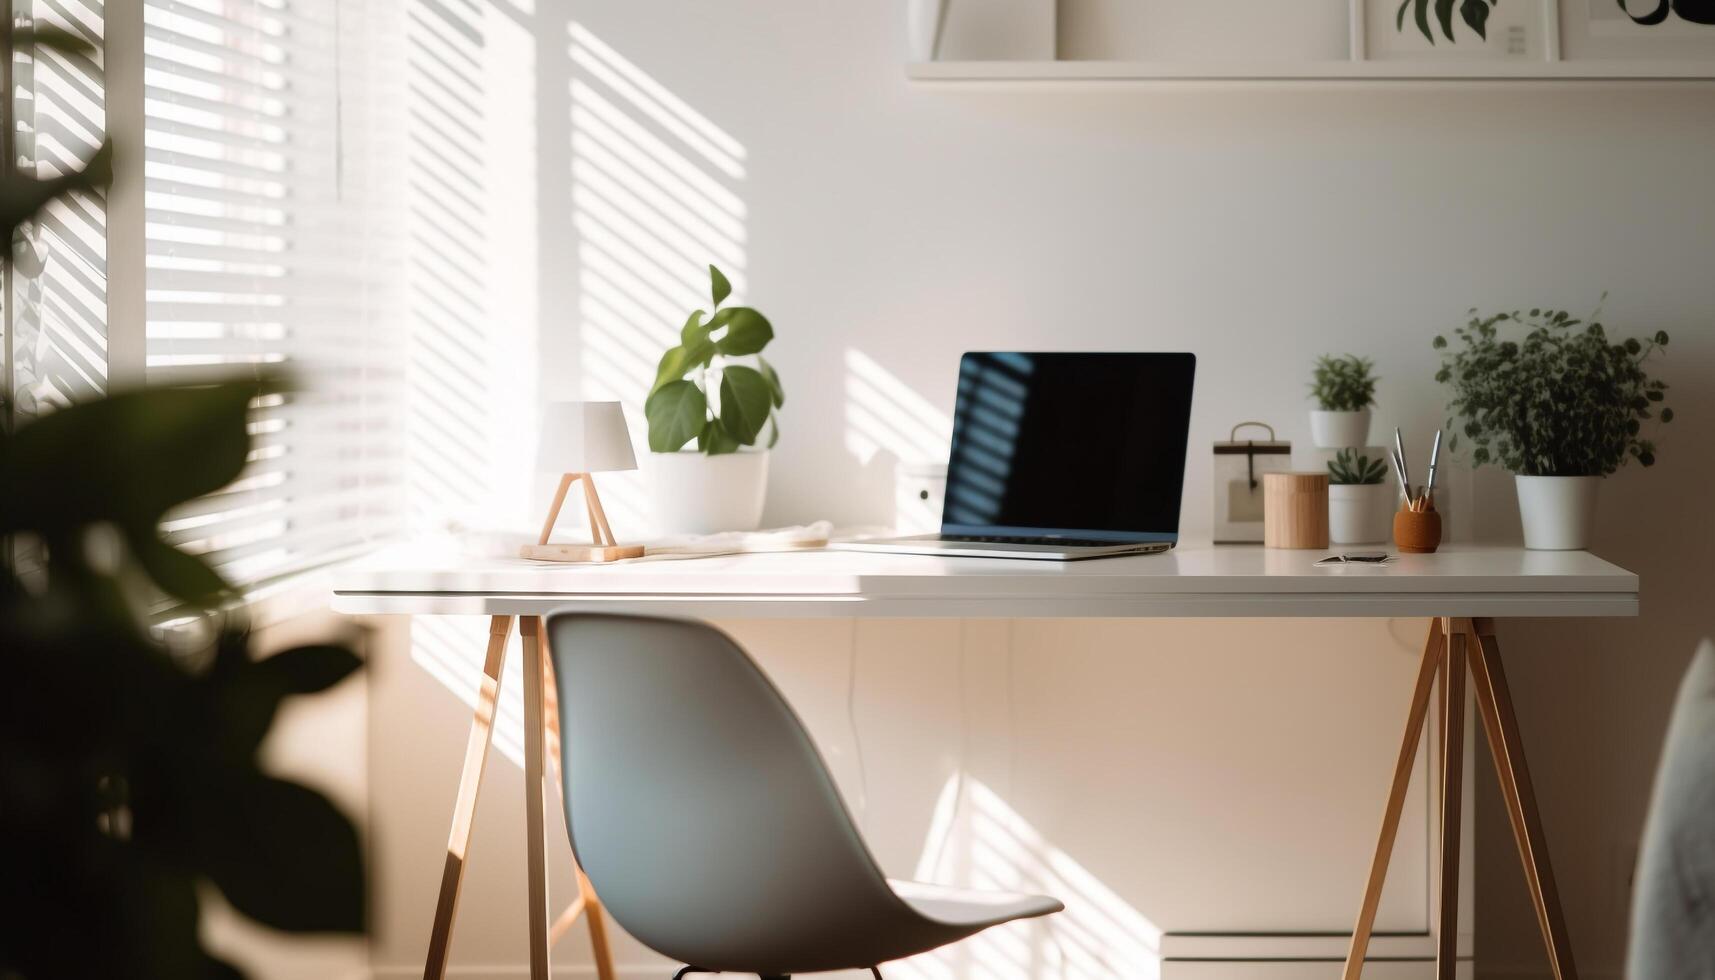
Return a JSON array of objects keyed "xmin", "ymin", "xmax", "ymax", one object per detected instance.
[{"xmin": 887, "ymin": 878, "xmax": 1064, "ymax": 930}]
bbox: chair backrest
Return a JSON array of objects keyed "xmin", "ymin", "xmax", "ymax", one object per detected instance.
[
  {"xmin": 1628, "ymin": 639, "xmax": 1715, "ymax": 980},
  {"xmin": 544, "ymin": 613, "xmax": 925, "ymax": 973}
]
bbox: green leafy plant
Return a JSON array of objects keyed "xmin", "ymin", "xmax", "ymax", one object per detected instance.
[
  {"xmin": 3, "ymin": 24, "xmax": 362, "ymax": 975},
  {"xmin": 644, "ymin": 265, "xmax": 783, "ymax": 455},
  {"xmin": 1329, "ymin": 448, "xmax": 1389, "ymax": 486},
  {"xmin": 1, "ymin": 380, "xmax": 368, "ymax": 979},
  {"xmin": 1432, "ymin": 301, "xmax": 1674, "ymax": 476},
  {"xmin": 1310, "ymin": 354, "xmax": 1378, "ymax": 412},
  {"xmin": 1397, "ymin": 0, "xmax": 1498, "ymax": 44}
]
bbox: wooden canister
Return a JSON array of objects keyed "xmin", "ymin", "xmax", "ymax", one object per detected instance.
[{"xmin": 1263, "ymin": 471, "xmax": 1331, "ymax": 549}]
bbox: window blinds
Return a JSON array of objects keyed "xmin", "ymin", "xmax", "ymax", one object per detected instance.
[{"xmin": 143, "ymin": 0, "xmax": 403, "ymax": 587}]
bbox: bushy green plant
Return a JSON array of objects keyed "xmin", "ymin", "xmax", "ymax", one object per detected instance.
[
  {"xmin": 645, "ymin": 265, "xmax": 783, "ymax": 455},
  {"xmin": 1329, "ymin": 448, "xmax": 1388, "ymax": 486},
  {"xmin": 1310, "ymin": 354, "xmax": 1378, "ymax": 412},
  {"xmin": 1, "ymin": 381, "xmax": 367, "ymax": 978},
  {"xmin": 1432, "ymin": 302, "xmax": 1674, "ymax": 476}
]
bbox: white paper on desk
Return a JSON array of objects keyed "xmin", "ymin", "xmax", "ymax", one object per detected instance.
[
  {"xmin": 445, "ymin": 519, "xmax": 833, "ymax": 562},
  {"xmin": 632, "ymin": 521, "xmax": 833, "ymax": 561}
]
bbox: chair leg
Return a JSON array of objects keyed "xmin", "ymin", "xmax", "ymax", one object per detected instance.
[
  {"xmin": 871, "ymin": 968, "xmax": 885, "ymax": 979},
  {"xmin": 669, "ymin": 969, "xmax": 713, "ymax": 980}
]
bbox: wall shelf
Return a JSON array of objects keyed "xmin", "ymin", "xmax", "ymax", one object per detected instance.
[{"xmin": 907, "ymin": 59, "xmax": 1715, "ymax": 82}]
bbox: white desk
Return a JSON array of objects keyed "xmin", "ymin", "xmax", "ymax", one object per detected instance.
[
  {"xmin": 333, "ymin": 543, "xmax": 1638, "ymax": 980},
  {"xmin": 334, "ymin": 543, "xmax": 1637, "ymax": 619}
]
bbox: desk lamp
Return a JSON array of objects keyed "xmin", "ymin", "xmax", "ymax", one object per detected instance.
[{"xmin": 518, "ymin": 401, "xmax": 645, "ymax": 563}]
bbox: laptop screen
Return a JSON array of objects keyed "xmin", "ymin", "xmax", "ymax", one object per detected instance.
[{"xmin": 941, "ymin": 352, "xmax": 1196, "ymax": 543}]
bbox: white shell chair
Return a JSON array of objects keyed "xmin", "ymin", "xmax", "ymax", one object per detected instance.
[
  {"xmin": 545, "ymin": 612, "xmax": 1063, "ymax": 979},
  {"xmin": 1628, "ymin": 639, "xmax": 1715, "ymax": 980}
]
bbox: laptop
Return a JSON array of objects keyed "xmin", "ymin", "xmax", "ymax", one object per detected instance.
[{"xmin": 837, "ymin": 351, "xmax": 1196, "ymax": 561}]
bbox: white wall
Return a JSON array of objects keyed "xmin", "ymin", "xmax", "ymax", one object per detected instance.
[{"xmin": 382, "ymin": 1, "xmax": 1715, "ymax": 978}]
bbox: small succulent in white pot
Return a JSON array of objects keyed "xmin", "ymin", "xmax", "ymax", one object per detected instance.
[
  {"xmin": 642, "ymin": 265, "xmax": 783, "ymax": 534},
  {"xmin": 1309, "ymin": 354, "xmax": 1377, "ymax": 449},
  {"xmin": 1433, "ymin": 300, "xmax": 1673, "ymax": 550},
  {"xmin": 1327, "ymin": 448, "xmax": 1393, "ymax": 544}
]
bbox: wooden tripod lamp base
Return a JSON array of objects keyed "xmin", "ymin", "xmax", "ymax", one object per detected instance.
[
  {"xmin": 521, "ymin": 401, "xmax": 645, "ymax": 564},
  {"xmin": 520, "ymin": 472, "xmax": 644, "ymax": 563}
]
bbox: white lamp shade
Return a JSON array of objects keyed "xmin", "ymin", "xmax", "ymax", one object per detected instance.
[{"xmin": 536, "ymin": 401, "xmax": 637, "ymax": 474}]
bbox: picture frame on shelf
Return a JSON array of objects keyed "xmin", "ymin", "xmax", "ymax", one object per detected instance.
[
  {"xmin": 1569, "ymin": 0, "xmax": 1715, "ymax": 60},
  {"xmin": 1587, "ymin": 0, "xmax": 1715, "ymax": 37},
  {"xmin": 1354, "ymin": 0, "xmax": 1563, "ymax": 61}
]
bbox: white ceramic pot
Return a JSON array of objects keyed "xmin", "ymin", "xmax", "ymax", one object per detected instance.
[
  {"xmin": 1515, "ymin": 475, "xmax": 1600, "ymax": 551},
  {"xmin": 1329, "ymin": 482, "xmax": 1393, "ymax": 545},
  {"xmin": 644, "ymin": 450, "xmax": 770, "ymax": 535},
  {"xmin": 1309, "ymin": 409, "xmax": 1372, "ymax": 449}
]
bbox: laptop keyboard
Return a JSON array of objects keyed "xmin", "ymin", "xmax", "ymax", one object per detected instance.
[{"xmin": 944, "ymin": 535, "xmax": 1132, "ymax": 548}]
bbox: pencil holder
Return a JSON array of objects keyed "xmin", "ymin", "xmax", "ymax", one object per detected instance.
[{"xmin": 1393, "ymin": 505, "xmax": 1442, "ymax": 554}]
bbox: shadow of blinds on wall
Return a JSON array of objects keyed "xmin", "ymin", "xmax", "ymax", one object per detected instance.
[
  {"xmin": 143, "ymin": 0, "xmax": 404, "ymax": 587},
  {"xmin": 5, "ymin": 0, "xmax": 108, "ymax": 422}
]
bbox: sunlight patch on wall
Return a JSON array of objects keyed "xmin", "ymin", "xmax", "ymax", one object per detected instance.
[
  {"xmin": 844, "ymin": 348, "xmax": 953, "ymax": 467},
  {"xmin": 894, "ymin": 775, "xmax": 1163, "ymax": 980},
  {"xmin": 410, "ymin": 616, "xmax": 529, "ymax": 767},
  {"xmin": 569, "ymin": 21, "xmax": 746, "ymax": 537},
  {"xmin": 403, "ymin": 0, "xmax": 538, "ymax": 534}
]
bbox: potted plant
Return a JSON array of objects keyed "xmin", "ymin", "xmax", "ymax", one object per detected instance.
[
  {"xmin": 1327, "ymin": 448, "xmax": 1393, "ymax": 544},
  {"xmin": 642, "ymin": 264, "xmax": 783, "ymax": 534},
  {"xmin": 1309, "ymin": 354, "xmax": 1378, "ymax": 449},
  {"xmin": 1433, "ymin": 302, "xmax": 1673, "ymax": 550}
]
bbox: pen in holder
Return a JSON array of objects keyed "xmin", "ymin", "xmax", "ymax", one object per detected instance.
[{"xmin": 1393, "ymin": 490, "xmax": 1442, "ymax": 554}]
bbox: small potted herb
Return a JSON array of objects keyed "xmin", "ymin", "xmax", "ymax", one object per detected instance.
[
  {"xmin": 1309, "ymin": 354, "xmax": 1378, "ymax": 449},
  {"xmin": 1327, "ymin": 448, "xmax": 1392, "ymax": 544},
  {"xmin": 1433, "ymin": 302, "xmax": 1673, "ymax": 550},
  {"xmin": 642, "ymin": 264, "xmax": 784, "ymax": 533}
]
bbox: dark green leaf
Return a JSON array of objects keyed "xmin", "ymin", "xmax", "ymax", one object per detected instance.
[
  {"xmin": 680, "ymin": 309, "xmax": 707, "ymax": 348},
  {"xmin": 256, "ymin": 645, "xmax": 362, "ymax": 696},
  {"xmin": 651, "ymin": 345, "xmax": 691, "ymax": 394},
  {"xmin": 709, "ymin": 264, "xmax": 731, "ymax": 309},
  {"xmin": 1432, "ymin": 335, "xmax": 1447, "ymax": 349},
  {"xmin": 1414, "ymin": 0, "xmax": 1435, "ymax": 43},
  {"xmin": 1661, "ymin": 407, "xmax": 1674, "ymax": 423},
  {"xmin": 130, "ymin": 535, "xmax": 232, "ymax": 607},
  {"xmin": 195, "ymin": 774, "xmax": 366, "ymax": 933},
  {"xmin": 1655, "ymin": 330, "xmax": 1669, "ymax": 345},
  {"xmin": 715, "ymin": 307, "xmax": 773, "ymax": 357},
  {"xmin": 1434, "ymin": 0, "xmax": 1456, "ymax": 40},
  {"xmin": 644, "ymin": 380, "xmax": 707, "ymax": 452},
  {"xmin": 1460, "ymin": 0, "xmax": 1490, "ymax": 38},
  {"xmin": 757, "ymin": 355, "xmax": 785, "ymax": 408},
  {"xmin": 1397, "ymin": 0, "xmax": 1413, "ymax": 32},
  {"xmin": 718, "ymin": 366, "xmax": 773, "ymax": 445},
  {"xmin": 17, "ymin": 24, "xmax": 98, "ymax": 55},
  {"xmin": 702, "ymin": 417, "xmax": 742, "ymax": 455},
  {"xmin": 3, "ymin": 380, "xmax": 266, "ymax": 539}
]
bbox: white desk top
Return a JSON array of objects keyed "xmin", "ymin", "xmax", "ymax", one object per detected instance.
[{"xmin": 330, "ymin": 542, "xmax": 1639, "ymax": 619}]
